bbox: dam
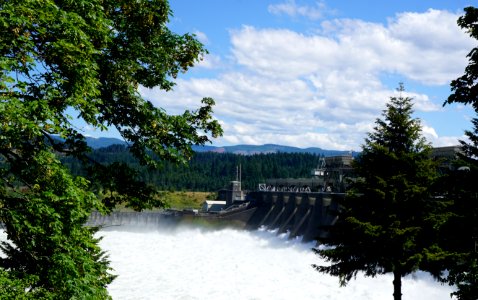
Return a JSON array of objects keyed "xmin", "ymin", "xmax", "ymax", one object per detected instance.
[
  {"xmin": 87, "ymin": 191, "xmax": 344, "ymax": 243},
  {"xmin": 245, "ymin": 191, "xmax": 342, "ymax": 241},
  {"xmin": 88, "ymin": 146, "xmax": 462, "ymax": 242},
  {"xmin": 87, "ymin": 155, "xmax": 349, "ymax": 242}
]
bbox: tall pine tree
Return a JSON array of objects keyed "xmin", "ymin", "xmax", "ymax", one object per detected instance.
[{"xmin": 313, "ymin": 84, "xmax": 447, "ymax": 300}]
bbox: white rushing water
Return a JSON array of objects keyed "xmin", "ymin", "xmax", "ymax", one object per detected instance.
[{"xmin": 94, "ymin": 225, "xmax": 455, "ymax": 300}]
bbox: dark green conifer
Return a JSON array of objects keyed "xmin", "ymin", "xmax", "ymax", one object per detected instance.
[
  {"xmin": 314, "ymin": 84, "xmax": 447, "ymax": 300},
  {"xmin": 443, "ymin": 6, "xmax": 478, "ymax": 299}
]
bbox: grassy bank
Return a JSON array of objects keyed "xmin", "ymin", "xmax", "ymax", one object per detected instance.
[
  {"xmin": 160, "ymin": 191, "xmax": 216, "ymax": 210},
  {"xmin": 109, "ymin": 191, "xmax": 216, "ymax": 211}
]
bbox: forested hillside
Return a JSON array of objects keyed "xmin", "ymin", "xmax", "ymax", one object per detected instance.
[{"xmin": 62, "ymin": 144, "xmax": 322, "ymax": 191}]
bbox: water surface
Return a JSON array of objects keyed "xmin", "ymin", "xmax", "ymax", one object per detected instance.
[{"xmin": 98, "ymin": 226, "xmax": 454, "ymax": 300}]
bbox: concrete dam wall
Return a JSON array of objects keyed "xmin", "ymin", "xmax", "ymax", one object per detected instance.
[
  {"xmin": 246, "ymin": 191, "xmax": 343, "ymax": 242},
  {"xmin": 87, "ymin": 210, "xmax": 184, "ymax": 229},
  {"xmin": 87, "ymin": 192, "xmax": 343, "ymax": 243}
]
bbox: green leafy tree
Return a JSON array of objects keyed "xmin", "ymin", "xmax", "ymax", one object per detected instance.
[
  {"xmin": 445, "ymin": 6, "xmax": 478, "ymax": 111},
  {"xmin": 0, "ymin": 0, "xmax": 222, "ymax": 298},
  {"xmin": 443, "ymin": 6, "xmax": 478, "ymax": 299},
  {"xmin": 313, "ymin": 85, "xmax": 447, "ymax": 300}
]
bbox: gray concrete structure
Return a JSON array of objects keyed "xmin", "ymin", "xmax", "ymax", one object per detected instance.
[
  {"xmin": 217, "ymin": 180, "xmax": 245, "ymax": 206},
  {"xmin": 86, "ymin": 191, "xmax": 342, "ymax": 243},
  {"xmin": 245, "ymin": 191, "xmax": 342, "ymax": 242}
]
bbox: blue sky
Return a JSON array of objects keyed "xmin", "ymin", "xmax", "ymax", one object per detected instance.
[{"xmin": 92, "ymin": 0, "xmax": 477, "ymax": 151}]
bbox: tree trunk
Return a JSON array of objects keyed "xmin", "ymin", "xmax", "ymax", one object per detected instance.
[{"xmin": 393, "ymin": 270, "xmax": 402, "ymax": 300}]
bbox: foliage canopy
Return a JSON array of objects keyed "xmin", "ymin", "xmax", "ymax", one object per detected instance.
[
  {"xmin": 443, "ymin": 6, "xmax": 478, "ymax": 299},
  {"xmin": 446, "ymin": 6, "xmax": 478, "ymax": 111},
  {"xmin": 0, "ymin": 0, "xmax": 222, "ymax": 298}
]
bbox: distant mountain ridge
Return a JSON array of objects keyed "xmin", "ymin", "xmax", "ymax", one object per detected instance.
[
  {"xmin": 191, "ymin": 143, "xmax": 354, "ymax": 156},
  {"xmin": 85, "ymin": 137, "xmax": 128, "ymax": 149},
  {"xmin": 84, "ymin": 137, "xmax": 354, "ymax": 156}
]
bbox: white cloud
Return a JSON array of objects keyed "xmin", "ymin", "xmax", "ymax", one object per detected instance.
[
  {"xmin": 231, "ymin": 9, "xmax": 473, "ymax": 85},
  {"xmin": 231, "ymin": 26, "xmax": 340, "ymax": 78},
  {"xmin": 421, "ymin": 124, "xmax": 463, "ymax": 147},
  {"xmin": 268, "ymin": 0, "xmax": 329, "ymax": 20},
  {"xmin": 196, "ymin": 53, "xmax": 222, "ymax": 69},
  {"xmin": 141, "ymin": 73, "xmax": 391, "ymax": 150},
  {"xmin": 193, "ymin": 30, "xmax": 209, "ymax": 45},
  {"xmin": 140, "ymin": 9, "xmax": 473, "ymax": 150},
  {"xmin": 428, "ymin": 136, "xmax": 463, "ymax": 148},
  {"xmin": 422, "ymin": 125, "xmax": 439, "ymax": 140}
]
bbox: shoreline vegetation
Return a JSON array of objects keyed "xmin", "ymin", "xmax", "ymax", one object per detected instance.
[{"xmin": 110, "ymin": 191, "xmax": 214, "ymax": 211}]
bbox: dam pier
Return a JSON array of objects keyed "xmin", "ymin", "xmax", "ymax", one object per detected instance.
[{"xmin": 245, "ymin": 191, "xmax": 342, "ymax": 241}]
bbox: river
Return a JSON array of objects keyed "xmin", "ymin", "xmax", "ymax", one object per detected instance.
[{"xmin": 96, "ymin": 225, "xmax": 455, "ymax": 300}]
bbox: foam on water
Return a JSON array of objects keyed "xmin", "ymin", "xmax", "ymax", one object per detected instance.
[
  {"xmin": 0, "ymin": 227, "xmax": 455, "ymax": 299},
  {"xmin": 93, "ymin": 226, "xmax": 455, "ymax": 300}
]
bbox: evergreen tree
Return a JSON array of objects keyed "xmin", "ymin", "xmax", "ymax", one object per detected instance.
[
  {"xmin": 62, "ymin": 149, "xmax": 323, "ymax": 192},
  {"xmin": 313, "ymin": 84, "xmax": 446, "ymax": 300}
]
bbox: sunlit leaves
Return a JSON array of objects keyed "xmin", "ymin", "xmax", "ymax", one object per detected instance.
[{"xmin": 0, "ymin": 0, "xmax": 221, "ymax": 298}]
